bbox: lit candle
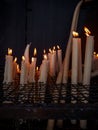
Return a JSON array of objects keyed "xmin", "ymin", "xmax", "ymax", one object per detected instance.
[
  {"xmin": 38, "ymin": 50, "xmax": 49, "ymax": 83},
  {"xmin": 49, "ymin": 46, "xmax": 56, "ymax": 77},
  {"xmin": 57, "ymin": 45, "xmax": 62, "ymax": 72},
  {"xmin": 13, "ymin": 57, "xmax": 17, "ymax": 80},
  {"xmin": 71, "ymin": 31, "xmax": 80, "ymax": 125},
  {"xmin": 92, "ymin": 52, "xmax": 98, "ymax": 72},
  {"xmin": 28, "ymin": 48, "xmax": 37, "ymax": 83},
  {"xmin": 71, "ymin": 31, "xmax": 79, "ymax": 85},
  {"xmin": 24, "ymin": 44, "xmax": 30, "ymax": 63},
  {"xmin": 3, "ymin": 48, "xmax": 13, "ymax": 84},
  {"xmin": 20, "ymin": 56, "xmax": 28, "ymax": 85},
  {"xmin": 80, "ymin": 27, "xmax": 94, "ymax": 129},
  {"xmin": 83, "ymin": 27, "xmax": 94, "ymax": 85}
]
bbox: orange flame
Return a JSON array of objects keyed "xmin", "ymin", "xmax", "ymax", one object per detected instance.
[
  {"xmin": 57, "ymin": 45, "xmax": 60, "ymax": 50},
  {"xmin": 8, "ymin": 48, "xmax": 12, "ymax": 55},
  {"xmin": 22, "ymin": 56, "xmax": 25, "ymax": 61},
  {"xmin": 31, "ymin": 57, "xmax": 34, "ymax": 62},
  {"xmin": 44, "ymin": 54, "xmax": 47, "ymax": 60},
  {"xmin": 34, "ymin": 48, "xmax": 37, "ymax": 57},
  {"xmin": 84, "ymin": 27, "xmax": 91, "ymax": 36},
  {"xmin": 14, "ymin": 57, "xmax": 17, "ymax": 62},
  {"xmin": 72, "ymin": 31, "xmax": 79, "ymax": 37},
  {"xmin": 49, "ymin": 48, "xmax": 52, "ymax": 53}
]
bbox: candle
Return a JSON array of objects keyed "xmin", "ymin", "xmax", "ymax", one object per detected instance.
[
  {"xmin": 20, "ymin": 56, "xmax": 28, "ymax": 85},
  {"xmin": 92, "ymin": 52, "xmax": 98, "ymax": 72},
  {"xmin": 24, "ymin": 44, "xmax": 30, "ymax": 63},
  {"xmin": 71, "ymin": 31, "xmax": 80, "ymax": 125},
  {"xmin": 80, "ymin": 27, "xmax": 94, "ymax": 129},
  {"xmin": 38, "ymin": 50, "xmax": 49, "ymax": 83},
  {"xmin": 3, "ymin": 48, "xmax": 13, "ymax": 84},
  {"xmin": 28, "ymin": 48, "xmax": 37, "ymax": 83},
  {"xmin": 49, "ymin": 46, "xmax": 56, "ymax": 77},
  {"xmin": 57, "ymin": 45, "xmax": 62, "ymax": 72},
  {"xmin": 13, "ymin": 57, "xmax": 17, "ymax": 80},
  {"xmin": 83, "ymin": 27, "xmax": 94, "ymax": 85}
]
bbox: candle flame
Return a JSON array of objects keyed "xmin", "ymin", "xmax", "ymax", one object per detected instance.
[
  {"xmin": 22, "ymin": 56, "xmax": 25, "ymax": 61},
  {"xmin": 34, "ymin": 48, "xmax": 37, "ymax": 56},
  {"xmin": 36, "ymin": 66, "xmax": 39, "ymax": 71},
  {"xmin": 84, "ymin": 27, "xmax": 91, "ymax": 36},
  {"xmin": 14, "ymin": 57, "xmax": 17, "ymax": 62},
  {"xmin": 49, "ymin": 48, "xmax": 52, "ymax": 53},
  {"xmin": 93, "ymin": 51, "xmax": 96, "ymax": 55},
  {"xmin": 8, "ymin": 48, "xmax": 12, "ymax": 55},
  {"xmin": 72, "ymin": 31, "xmax": 79, "ymax": 37},
  {"xmin": 44, "ymin": 54, "xmax": 47, "ymax": 60},
  {"xmin": 17, "ymin": 64, "xmax": 20, "ymax": 73},
  {"xmin": 96, "ymin": 54, "xmax": 98, "ymax": 58},
  {"xmin": 53, "ymin": 46, "xmax": 56, "ymax": 51},
  {"xmin": 31, "ymin": 57, "xmax": 34, "ymax": 62},
  {"xmin": 43, "ymin": 49, "xmax": 46, "ymax": 54},
  {"xmin": 57, "ymin": 45, "xmax": 60, "ymax": 50}
]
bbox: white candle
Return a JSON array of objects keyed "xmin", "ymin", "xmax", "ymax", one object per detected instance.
[
  {"xmin": 20, "ymin": 56, "xmax": 28, "ymax": 85},
  {"xmin": 57, "ymin": 45, "xmax": 62, "ymax": 72},
  {"xmin": 80, "ymin": 27, "xmax": 94, "ymax": 129},
  {"xmin": 13, "ymin": 57, "xmax": 17, "ymax": 80},
  {"xmin": 71, "ymin": 31, "xmax": 79, "ymax": 85},
  {"xmin": 28, "ymin": 48, "xmax": 37, "ymax": 83},
  {"xmin": 78, "ymin": 38, "xmax": 82, "ymax": 83},
  {"xmin": 24, "ymin": 44, "xmax": 30, "ymax": 63},
  {"xmin": 3, "ymin": 48, "xmax": 13, "ymax": 84},
  {"xmin": 39, "ymin": 51, "xmax": 49, "ymax": 83},
  {"xmin": 83, "ymin": 27, "xmax": 94, "ymax": 85},
  {"xmin": 49, "ymin": 46, "xmax": 56, "ymax": 77},
  {"xmin": 71, "ymin": 31, "xmax": 79, "ymax": 125}
]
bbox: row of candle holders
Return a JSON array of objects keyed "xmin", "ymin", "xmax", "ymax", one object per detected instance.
[{"xmin": 2, "ymin": 81, "xmax": 98, "ymax": 104}]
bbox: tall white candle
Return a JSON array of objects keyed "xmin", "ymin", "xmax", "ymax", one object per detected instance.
[
  {"xmin": 57, "ymin": 45, "xmax": 62, "ymax": 72},
  {"xmin": 80, "ymin": 27, "xmax": 94, "ymax": 129},
  {"xmin": 28, "ymin": 48, "xmax": 37, "ymax": 83},
  {"xmin": 71, "ymin": 31, "xmax": 79, "ymax": 125},
  {"xmin": 13, "ymin": 57, "xmax": 17, "ymax": 81},
  {"xmin": 38, "ymin": 51, "xmax": 49, "ymax": 83},
  {"xmin": 20, "ymin": 56, "xmax": 28, "ymax": 85},
  {"xmin": 49, "ymin": 46, "xmax": 56, "ymax": 77},
  {"xmin": 3, "ymin": 48, "xmax": 13, "ymax": 84}
]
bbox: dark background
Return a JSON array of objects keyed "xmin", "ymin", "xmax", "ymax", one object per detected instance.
[{"xmin": 0, "ymin": 0, "xmax": 98, "ymax": 66}]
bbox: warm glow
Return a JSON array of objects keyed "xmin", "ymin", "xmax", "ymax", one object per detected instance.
[
  {"xmin": 49, "ymin": 48, "xmax": 52, "ymax": 53},
  {"xmin": 8, "ymin": 48, "xmax": 12, "ymax": 55},
  {"xmin": 72, "ymin": 31, "xmax": 79, "ymax": 37},
  {"xmin": 22, "ymin": 56, "xmax": 25, "ymax": 61},
  {"xmin": 93, "ymin": 52, "xmax": 96, "ymax": 55},
  {"xmin": 31, "ymin": 57, "xmax": 34, "ymax": 62},
  {"xmin": 36, "ymin": 66, "xmax": 39, "ymax": 71},
  {"xmin": 44, "ymin": 54, "xmax": 47, "ymax": 60},
  {"xmin": 96, "ymin": 54, "xmax": 98, "ymax": 58},
  {"xmin": 84, "ymin": 27, "xmax": 91, "ymax": 36},
  {"xmin": 17, "ymin": 64, "xmax": 20, "ymax": 73},
  {"xmin": 53, "ymin": 46, "xmax": 56, "ymax": 51},
  {"xmin": 43, "ymin": 49, "xmax": 46, "ymax": 54},
  {"xmin": 57, "ymin": 45, "xmax": 60, "ymax": 50},
  {"xmin": 14, "ymin": 57, "xmax": 17, "ymax": 63},
  {"xmin": 34, "ymin": 48, "xmax": 37, "ymax": 57}
]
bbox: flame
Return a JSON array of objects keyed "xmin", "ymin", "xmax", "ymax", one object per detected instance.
[
  {"xmin": 43, "ymin": 49, "xmax": 46, "ymax": 54},
  {"xmin": 93, "ymin": 51, "xmax": 96, "ymax": 55},
  {"xmin": 57, "ymin": 45, "xmax": 60, "ymax": 50},
  {"xmin": 8, "ymin": 48, "xmax": 12, "ymax": 55},
  {"xmin": 34, "ymin": 48, "xmax": 37, "ymax": 56},
  {"xmin": 49, "ymin": 48, "xmax": 52, "ymax": 53},
  {"xmin": 72, "ymin": 31, "xmax": 79, "ymax": 37},
  {"xmin": 17, "ymin": 64, "xmax": 20, "ymax": 73},
  {"xmin": 96, "ymin": 54, "xmax": 98, "ymax": 58},
  {"xmin": 44, "ymin": 54, "xmax": 47, "ymax": 60},
  {"xmin": 14, "ymin": 57, "xmax": 17, "ymax": 63},
  {"xmin": 22, "ymin": 56, "xmax": 25, "ymax": 61},
  {"xmin": 31, "ymin": 57, "xmax": 34, "ymax": 62},
  {"xmin": 36, "ymin": 66, "xmax": 39, "ymax": 71},
  {"xmin": 84, "ymin": 27, "xmax": 91, "ymax": 36},
  {"xmin": 53, "ymin": 46, "xmax": 55, "ymax": 51}
]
